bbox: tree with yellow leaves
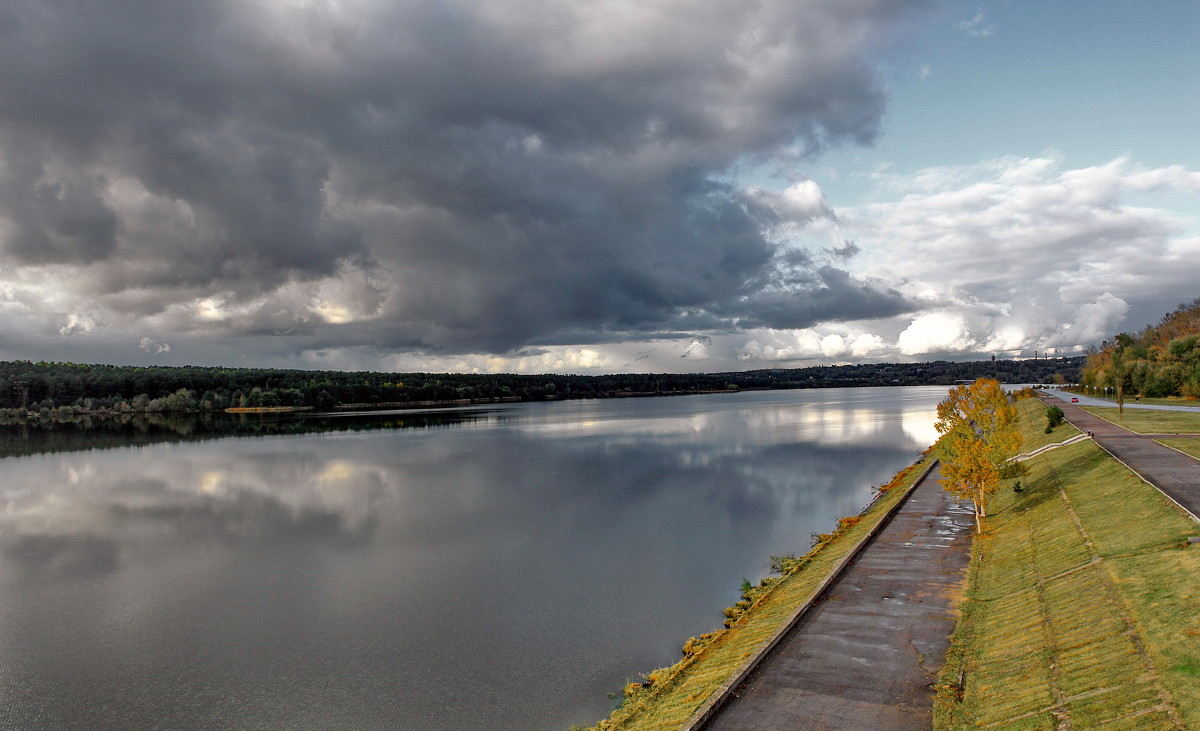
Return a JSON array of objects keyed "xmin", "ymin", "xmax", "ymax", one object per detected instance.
[{"xmin": 934, "ymin": 378, "xmax": 1022, "ymax": 533}]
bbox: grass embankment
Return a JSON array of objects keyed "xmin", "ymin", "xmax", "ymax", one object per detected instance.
[
  {"xmin": 584, "ymin": 451, "xmax": 936, "ymax": 730},
  {"xmin": 1163, "ymin": 439, "xmax": 1200, "ymax": 460},
  {"xmin": 935, "ymin": 398, "xmax": 1200, "ymax": 729},
  {"xmin": 1081, "ymin": 406, "xmax": 1200, "ymax": 435}
]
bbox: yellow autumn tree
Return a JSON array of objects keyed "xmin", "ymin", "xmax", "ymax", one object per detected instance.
[{"xmin": 934, "ymin": 378, "xmax": 1022, "ymax": 533}]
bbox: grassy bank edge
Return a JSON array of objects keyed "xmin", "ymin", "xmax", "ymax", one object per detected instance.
[
  {"xmin": 582, "ymin": 447, "xmax": 938, "ymax": 730},
  {"xmin": 932, "ymin": 397, "xmax": 1200, "ymax": 729},
  {"xmin": 1080, "ymin": 405, "xmax": 1200, "ymax": 435},
  {"xmin": 1160, "ymin": 438, "xmax": 1200, "ymax": 460}
]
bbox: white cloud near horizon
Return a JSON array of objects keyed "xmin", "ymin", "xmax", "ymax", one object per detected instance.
[{"xmin": 833, "ymin": 155, "xmax": 1198, "ymax": 360}]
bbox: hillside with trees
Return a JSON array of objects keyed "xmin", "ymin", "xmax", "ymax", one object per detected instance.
[{"xmin": 1081, "ymin": 298, "xmax": 1200, "ymax": 399}]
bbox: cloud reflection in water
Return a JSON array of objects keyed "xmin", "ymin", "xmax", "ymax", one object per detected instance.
[{"xmin": 0, "ymin": 387, "xmax": 946, "ymax": 730}]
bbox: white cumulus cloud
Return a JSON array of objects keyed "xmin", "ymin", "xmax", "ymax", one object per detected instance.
[
  {"xmin": 838, "ymin": 155, "xmax": 1200, "ymax": 359},
  {"xmin": 59, "ymin": 314, "xmax": 93, "ymax": 337},
  {"xmin": 897, "ymin": 312, "xmax": 972, "ymax": 355},
  {"xmin": 139, "ymin": 337, "xmax": 171, "ymax": 354}
]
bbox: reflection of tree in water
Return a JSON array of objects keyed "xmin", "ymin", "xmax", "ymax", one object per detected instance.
[{"xmin": 0, "ymin": 408, "xmax": 503, "ymax": 459}]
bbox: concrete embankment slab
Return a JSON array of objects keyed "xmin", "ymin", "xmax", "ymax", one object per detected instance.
[{"xmin": 702, "ymin": 464, "xmax": 974, "ymax": 730}]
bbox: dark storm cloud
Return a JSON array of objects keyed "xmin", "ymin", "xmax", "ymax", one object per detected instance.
[
  {"xmin": 723, "ymin": 265, "xmax": 917, "ymax": 330},
  {"xmin": 0, "ymin": 146, "xmax": 118, "ymax": 264},
  {"xmin": 831, "ymin": 240, "xmax": 861, "ymax": 260},
  {"xmin": 0, "ymin": 0, "xmax": 933, "ymax": 353}
]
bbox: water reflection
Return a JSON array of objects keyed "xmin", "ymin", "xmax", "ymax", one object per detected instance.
[
  {"xmin": 0, "ymin": 408, "xmax": 503, "ymax": 459},
  {"xmin": 0, "ymin": 386, "xmax": 946, "ymax": 730}
]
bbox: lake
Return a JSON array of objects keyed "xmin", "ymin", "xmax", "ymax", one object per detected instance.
[{"xmin": 0, "ymin": 386, "xmax": 947, "ymax": 729}]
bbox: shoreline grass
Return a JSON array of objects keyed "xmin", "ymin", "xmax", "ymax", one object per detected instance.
[
  {"xmin": 1080, "ymin": 406, "xmax": 1200, "ymax": 435},
  {"xmin": 1021, "ymin": 399, "xmax": 1083, "ymax": 452},
  {"xmin": 934, "ymin": 398, "xmax": 1200, "ymax": 729},
  {"xmin": 1158, "ymin": 438, "xmax": 1200, "ymax": 460},
  {"xmin": 583, "ymin": 450, "xmax": 937, "ymax": 730}
]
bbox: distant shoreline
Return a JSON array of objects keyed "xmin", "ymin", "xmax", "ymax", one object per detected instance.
[{"xmin": 0, "ymin": 356, "xmax": 1084, "ymax": 419}]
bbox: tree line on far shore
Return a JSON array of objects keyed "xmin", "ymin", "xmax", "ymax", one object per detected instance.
[{"xmin": 0, "ymin": 355, "xmax": 1083, "ymax": 418}]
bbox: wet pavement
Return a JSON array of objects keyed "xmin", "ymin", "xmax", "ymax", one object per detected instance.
[
  {"xmin": 702, "ymin": 465, "xmax": 974, "ymax": 730},
  {"xmin": 1045, "ymin": 393, "xmax": 1200, "ymax": 520}
]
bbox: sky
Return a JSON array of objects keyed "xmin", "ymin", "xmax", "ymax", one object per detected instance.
[{"xmin": 0, "ymin": 0, "xmax": 1197, "ymax": 375}]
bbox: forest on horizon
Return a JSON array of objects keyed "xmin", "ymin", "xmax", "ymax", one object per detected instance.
[{"xmin": 1, "ymin": 355, "xmax": 1083, "ymax": 418}]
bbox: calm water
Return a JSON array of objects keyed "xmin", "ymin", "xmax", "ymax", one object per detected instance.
[{"xmin": 0, "ymin": 386, "xmax": 946, "ymax": 730}]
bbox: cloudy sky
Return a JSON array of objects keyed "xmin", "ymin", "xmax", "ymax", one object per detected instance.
[{"xmin": 1, "ymin": 1, "xmax": 1196, "ymax": 374}]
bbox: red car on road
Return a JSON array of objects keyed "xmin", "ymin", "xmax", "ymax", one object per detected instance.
[{"xmin": 1071, "ymin": 397, "xmax": 1079, "ymax": 403}]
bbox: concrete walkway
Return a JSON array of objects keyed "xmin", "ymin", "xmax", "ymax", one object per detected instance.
[
  {"xmin": 1044, "ymin": 392, "xmax": 1200, "ymax": 521},
  {"xmin": 701, "ymin": 464, "xmax": 974, "ymax": 730}
]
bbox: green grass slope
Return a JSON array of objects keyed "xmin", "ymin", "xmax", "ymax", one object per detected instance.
[
  {"xmin": 1081, "ymin": 406, "xmax": 1200, "ymax": 435},
  {"xmin": 935, "ymin": 398, "xmax": 1200, "ymax": 729}
]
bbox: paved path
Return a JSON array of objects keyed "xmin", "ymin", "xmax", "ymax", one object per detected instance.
[
  {"xmin": 1044, "ymin": 392, "xmax": 1200, "ymax": 521},
  {"xmin": 702, "ymin": 465, "xmax": 974, "ymax": 730}
]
